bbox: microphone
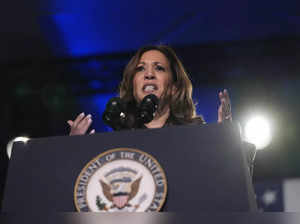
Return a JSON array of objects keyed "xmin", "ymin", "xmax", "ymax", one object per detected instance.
[
  {"xmin": 137, "ymin": 94, "xmax": 159, "ymax": 124},
  {"xmin": 102, "ymin": 97, "xmax": 127, "ymax": 130}
]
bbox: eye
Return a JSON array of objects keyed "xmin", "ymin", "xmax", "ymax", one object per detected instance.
[
  {"xmin": 136, "ymin": 66, "xmax": 145, "ymax": 72},
  {"xmin": 155, "ymin": 65, "xmax": 165, "ymax": 71}
]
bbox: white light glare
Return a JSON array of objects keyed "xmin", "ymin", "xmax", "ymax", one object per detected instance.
[
  {"xmin": 6, "ymin": 136, "xmax": 30, "ymax": 159},
  {"xmin": 244, "ymin": 116, "xmax": 272, "ymax": 150}
]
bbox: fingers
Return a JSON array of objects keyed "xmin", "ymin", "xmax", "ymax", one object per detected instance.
[
  {"xmin": 218, "ymin": 89, "xmax": 232, "ymax": 123},
  {"xmin": 73, "ymin": 112, "xmax": 86, "ymax": 127},
  {"xmin": 223, "ymin": 89, "xmax": 231, "ymax": 116},
  {"xmin": 217, "ymin": 100, "xmax": 226, "ymax": 123},
  {"xmin": 68, "ymin": 113, "xmax": 94, "ymax": 135},
  {"xmin": 217, "ymin": 103, "xmax": 223, "ymax": 123},
  {"xmin": 77, "ymin": 114, "xmax": 92, "ymax": 131},
  {"xmin": 89, "ymin": 129, "xmax": 95, "ymax": 135},
  {"xmin": 224, "ymin": 89, "xmax": 230, "ymax": 102},
  {"xmin": 67, "ymin": 120, "xmax": 73, "ymax": 126}
]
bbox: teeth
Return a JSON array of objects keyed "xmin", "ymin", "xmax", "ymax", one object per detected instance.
[{"xmin": 144, "ymin": 85, "xmax": 155, "ymax": 92}]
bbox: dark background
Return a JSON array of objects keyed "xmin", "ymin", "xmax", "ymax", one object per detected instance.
[{"xmin": 0, "ymin": 0, "xmax": 299, "ymax": 211}]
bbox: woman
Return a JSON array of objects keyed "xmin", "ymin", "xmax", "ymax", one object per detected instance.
[{"xmin": 67, "ymin": 45, "xmax": 232, "ymax": 135}]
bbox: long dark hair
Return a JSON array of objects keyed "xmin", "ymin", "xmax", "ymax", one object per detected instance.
[{"xmin": 119, "ymin": 45, "xmax": 204, "ymax": 125}]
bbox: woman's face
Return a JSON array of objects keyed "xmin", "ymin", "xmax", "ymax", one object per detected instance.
[{"xmin": 133, "ymin": 50, "xmax": 173, "ymax": 103}]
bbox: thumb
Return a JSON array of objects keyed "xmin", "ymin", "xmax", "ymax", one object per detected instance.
[{"xmin": 217, "ymin": 105, "xmax": 223, "ymax": 123}]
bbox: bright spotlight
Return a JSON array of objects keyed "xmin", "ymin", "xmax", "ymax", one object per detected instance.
[
  {"xmin": 244, "ymin": 116, "xmax": 272, "ymax": 150},
  {"xmin": 6, "ymin": 136, "xmax": 30, "ymax": 159}
]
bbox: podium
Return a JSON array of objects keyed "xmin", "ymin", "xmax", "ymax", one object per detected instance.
[{"xmin": 2, "ymin": 122, "xmax": 257, "ymax": 212}]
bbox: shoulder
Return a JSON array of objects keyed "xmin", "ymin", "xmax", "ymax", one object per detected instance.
[
  {"xmin": 189, "ymin": 116, "xmax": 206, "ymax": 125},
  {"xmin": 166, "ymin": 115, "xmax": 206, "ymax": 126}
]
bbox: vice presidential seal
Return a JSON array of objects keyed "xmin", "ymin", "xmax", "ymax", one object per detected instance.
[{"xmin": 74, "ymin": 148, "xmax": 167, "ymax": 212}]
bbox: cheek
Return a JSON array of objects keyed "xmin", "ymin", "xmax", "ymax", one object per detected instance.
[
  {"xmin": 132, "ymin": 74, "xmax": 139, "ymax": 91},
  {"xmin": 160, "ymin": 75, "xmax": 172, "ymax": 89},
  {"xmin": 132, "ymin": 76, "xmax": 142, "ymax": 101}
]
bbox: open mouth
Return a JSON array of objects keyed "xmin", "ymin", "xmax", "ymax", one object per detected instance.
[{"xmin": 143, "ymin": 84, "xmax": 158, "ymax": 93}]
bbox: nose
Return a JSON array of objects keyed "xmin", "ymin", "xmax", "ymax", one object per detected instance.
[{"xmin": 144, "ymin": 67, "xmax": 156, "ymax": 80}]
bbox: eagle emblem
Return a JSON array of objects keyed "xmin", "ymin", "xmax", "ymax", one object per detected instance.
[
  {"xmin": 97, "ymin": 167, "xmax": 146, "ymax": 211},
  {"xmin": 74, "ymin": 148, "xmax": 167, "ymax": 212}
]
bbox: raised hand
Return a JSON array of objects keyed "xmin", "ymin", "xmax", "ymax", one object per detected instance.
[
  {"xmin": 217, "ymin": 89, "xmax": 232, "ymax": 123},
  {"xmin": 67, "ymin": 113, "xmax": 95, "ymax": 135}
]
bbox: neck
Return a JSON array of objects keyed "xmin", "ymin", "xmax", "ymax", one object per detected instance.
[{"xmin": 144, "ymin": 107, "xmax": 170, "ymax": 129}]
